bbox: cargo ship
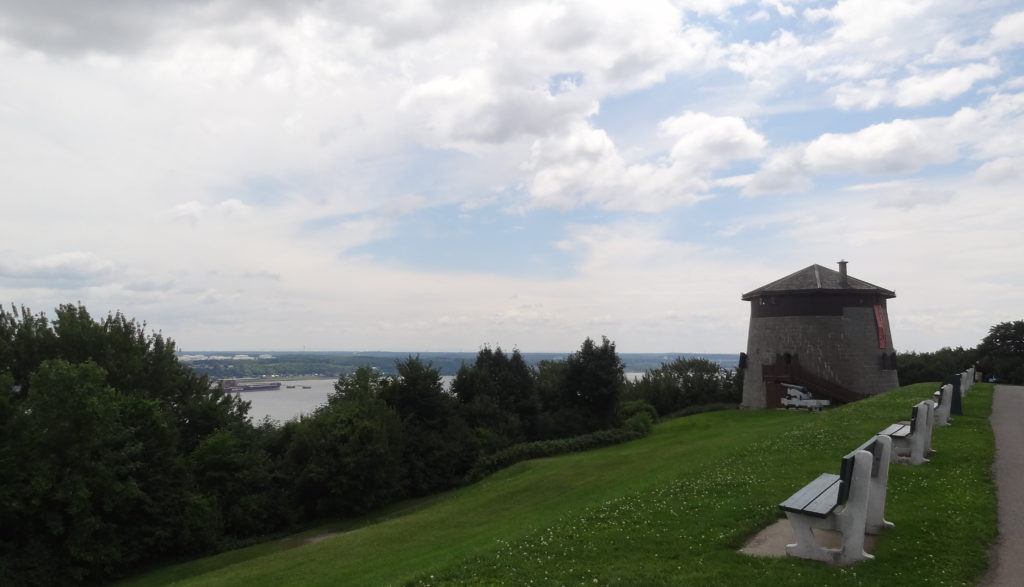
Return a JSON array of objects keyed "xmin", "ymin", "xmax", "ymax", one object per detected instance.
[{"xmin": 219, "ymin": 379, "xmax": 282, "ymax": 392}]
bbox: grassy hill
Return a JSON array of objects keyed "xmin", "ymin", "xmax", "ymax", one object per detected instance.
[{"xmin": 120, "ymin": 383, "xmax": 995, "ymax": 586}]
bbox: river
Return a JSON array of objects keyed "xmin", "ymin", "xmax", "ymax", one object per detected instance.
[{"xmin": 239, "ymin": 374, "xmax": 646, "ymax": 424}]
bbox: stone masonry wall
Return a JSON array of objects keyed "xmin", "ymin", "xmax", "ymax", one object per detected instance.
[{"xmin": 741, "ymin": 305, "xmax": 899, "ymax": 409}]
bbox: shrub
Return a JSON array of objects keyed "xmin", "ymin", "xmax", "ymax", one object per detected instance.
[
  {"xmin": 664, "ymin": 402, "xmax": 739, "ymax": 419},
  {"xmin": 618, "ymin": 400, "xmax": 658, "ymax": 424},
  {"xmin": 465, "ymin": 425, "xmax": 649, "ymax": 483}
]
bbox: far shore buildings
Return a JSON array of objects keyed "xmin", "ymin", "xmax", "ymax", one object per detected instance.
[{"xmin": 740, "ymin": 261, "xmax": 899, "ymax": 409}]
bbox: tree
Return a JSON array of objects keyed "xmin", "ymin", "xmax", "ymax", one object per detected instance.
[
  {"xmin": 190, "ymin": 422, "xmax": 295, "ymax": 538},
  {"xmin": 452, "ymin": 346, "xmax": 539, "ymax": 450},
  {"xmin": 0, "ymin": 304, "xmax": 258, "ymax": 583},
  {"xmin": 0, "ymin": 304, "xmax": 250, "ymax": 451},
  {"xmin": 562, "ymin": 336, "xmax": 625, "ymax": 432},
  {"xmin": 0, "ymin": 360, "xmax": 202, "ymax": 584},
  {"xmin": 897, "ymin": 347, "xmax": 977, "ymax": 385},
  {"xmin": 978, "ymin": 320, "xmax": 1024, "ymax": 383},
  {"xmin": 284, "ymin": 367, "xmax": 404, "ymax": 517},
  {"xmin": 624, "ymin": 357, "xmax": 739, "ymax": 416},
  {"xmin": 381, "ymin": 357, "xmax": 476, "ymax": 495},
  {"xmin": 980, "ymin": 320, "xmax": 1024, "ymax": 355}
]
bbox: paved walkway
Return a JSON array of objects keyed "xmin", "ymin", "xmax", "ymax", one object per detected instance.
[{"xmin": 980, "ymin": 384, "xmax": 1024, "ymax": 587}]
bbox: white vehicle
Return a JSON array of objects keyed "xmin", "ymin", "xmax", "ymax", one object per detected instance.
[{"xmin": 780, "ymin": 383, "xmax": 831, "ymax": 411}]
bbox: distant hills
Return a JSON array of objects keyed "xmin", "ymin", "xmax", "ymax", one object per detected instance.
[{"xmin": 179, "ymin": 351, "xmax": 741, "ymax": 379}]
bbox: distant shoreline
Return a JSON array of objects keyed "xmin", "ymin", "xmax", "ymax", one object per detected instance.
[
  {"xmin": 194, "ymin": 351, "xmax": 741, "ymax": 388},
  {"xmin": 186, "ymin": 351, "xmax": 741, "ymax": 381}
]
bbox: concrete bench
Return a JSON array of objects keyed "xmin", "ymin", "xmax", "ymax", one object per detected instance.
[
  {"xmin": 779, "ymin": 435, "xmax": 893, "ymax": 565},
  {"xmin": 942, "ymin": 373, "xmax": 966, "ymax": 416},
  {"xmin": 933, "ymin": 383, "xmax": 953, "ymax": 427},
  {"xmin": 880, "ymin": 400, "xmax": 933, "ymax": 466},
  {"xmin": 961, "ymin": 368, "xmax": 974, "ymax": 397}
]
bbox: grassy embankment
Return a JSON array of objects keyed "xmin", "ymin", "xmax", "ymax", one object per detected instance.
[{"xmin": 120, "ymin": 383, "xmax": 996, "ymax": 586}]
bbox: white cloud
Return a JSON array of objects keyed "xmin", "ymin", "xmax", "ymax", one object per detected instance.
[
  {"xmin": 991, "ymin": 10, "xmax": 1024, "ymax": 50},
  {"xmin": 171, "ymin": 201, "xmax": 204, "ymax": 226},
  {"xmin": 832, "ymin": 62, "xmax": 1001, "ymax": 110},
  {"xmin": 975, "ymin": 156, "xmax": 1024, "ymax": 183},
  {"xmin": 527, "ymin": 112, "xmax": 765, "ymax": 211},
  {"xmin": 661, "ymin": 111, "xmax": 767, "ymax": 165},
  {"xmin": 745, "ymin": 107, "xmax": 1000, "ymax": 195},
  {"xmin": 832, "ymin": 78, "xmax": 889, "ymax": 110},
  {"xmin": 826, "ymin": 0, "xmax": 933, "ymax": 49},
  {"xmin": 0, "ymin": 0, "xmax": 1021, "ymax": 355},
  {"xmin": 674, "ymin": 0, "xmax": 750, "ymax": 16},
  {"xmin": 726, "ymin": 30, "xmax": 810, "ymax": 85},
  {"xmin": 743, "ymin": 148, "xmax": 812, "ymax": 195},
  {"xmin": 391, "ymin": 0, "xmax": 722, "ymax": 157},
  {"xmin": 0, "ymin": 252, "xmax": 117, "ymax": 288},
  {"xmin": 873, "ymin": 187, "xmax": 955, "ymax": 209},
  {"xmin": 803, "ymin": 118, "xmax": 958, "ymax": 174},
  {"xmin": 399, "ymin": 69, "xmax": 597, "ymax": 152},
  {"xmin": 895, "ymin": 62, "xmax": 1001, "ymax": 106},
  {"xmin": 215, "ymin": 198, "xmax": 254, "ymax": 217},
  {"xmin": 843, "ymin": 179, "xmax": 915, "ymax": 192}
]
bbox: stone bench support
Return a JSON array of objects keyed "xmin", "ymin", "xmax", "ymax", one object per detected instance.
[
  {"xmin": 933, "ymin": 384, "xmax": 952, "ymax": 427},
  {"xmin": 880, "ymin": 401, "xmax": 933, "ymax": 466},
  {"xmin": 779, "ymin": 436, "xmax": 892, "ymax": 565}
]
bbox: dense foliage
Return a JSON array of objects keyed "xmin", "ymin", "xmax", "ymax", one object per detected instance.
[
  {"xmin": 622, "ymin": 357, "xmax": 741, "ymax": 417},
  {"xmin": 977, "ymin": 320, "xmax": 1024, "ymax": 384},
  {"xmin": 896, "ymin": 347, "xmax": 978, "ymax": 385},
  {"xmin": 13, "ymin": 302, "xmax": 1006, "ymax": 585},
  {"xmin": 897, "ymin": 320, "xmax": 1024, "ymax": 385},
  {"xmin": 0, "ymin": 306, "xmax": 652, "ymax": 585},
  {"xmin": 0, "ymin": 305, "xmax": 250, "ymax": 585}
]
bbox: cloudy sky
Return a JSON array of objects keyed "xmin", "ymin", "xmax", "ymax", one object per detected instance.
[{"xmin": 1, "ymin": 0, "xmax": 1022, "ymax": 353}]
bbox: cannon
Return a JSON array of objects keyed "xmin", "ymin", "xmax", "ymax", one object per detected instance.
[{"xmin": 780, "ymin": 383, "xmax": 831, "ymax": 412}]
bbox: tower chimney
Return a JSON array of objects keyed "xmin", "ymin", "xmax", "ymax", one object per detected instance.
[{"xmin": 838, "ymin": 260, "xmax": 849, "ymax": 287}]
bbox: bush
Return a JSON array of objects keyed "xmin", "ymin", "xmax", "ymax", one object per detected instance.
[
  {"xmin": 664, "ymin": 402, "xmax": 739, "ymax": 419},
  {"xmin": 618, "ymin": 400, "xmax": 658, "ymax": 424},
  {"xmin": 623, "ymin": 358, "xmax": 738, "ymax": 417},
  {"xmin": 623, "ymin": 412, "xmax": 653, "ymax": 435},
  {"xmin": 465, "ymin": 425, "xmax": 649, "ymax": 483}
]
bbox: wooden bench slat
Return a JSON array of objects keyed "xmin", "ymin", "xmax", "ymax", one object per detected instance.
[
  {"xmin": 880, "ymin": 423, "xmax": 910, "ymax": 438},
  {"xmin": 779, "ymin": 473, "xmax": 842, "ymax": 518},
  {"xmin": 803, "ymin": 479, "xmax": 843, "ymax": 517}
]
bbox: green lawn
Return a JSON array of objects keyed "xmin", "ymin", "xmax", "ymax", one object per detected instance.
[{"xmin": 120, "ymin": 383, "xmax": 996, "ymax": 586}]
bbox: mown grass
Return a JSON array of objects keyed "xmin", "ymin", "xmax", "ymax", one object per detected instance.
[{"xmin": 120, "ymin": 383, "xmax": 995, "ymax": 586}]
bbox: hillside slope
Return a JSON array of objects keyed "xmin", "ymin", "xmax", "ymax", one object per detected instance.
[{"xmin": 122, "ymin": 383, "xmax": 995, "ymax": 586}]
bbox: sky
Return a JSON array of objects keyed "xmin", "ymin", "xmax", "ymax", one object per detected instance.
[{"xmin": 1, "ymin": 0, "xmax": 1022, "ymax": 353}]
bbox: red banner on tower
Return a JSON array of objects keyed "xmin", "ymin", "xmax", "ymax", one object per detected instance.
[{"xmin": 874, "ymin": 305, "xmax": 890, "ymax": 349}]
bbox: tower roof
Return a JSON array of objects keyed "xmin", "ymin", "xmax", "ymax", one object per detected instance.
[{"xmin": 741, "ymin": 263, "xmax": 895, "ymax": 300}]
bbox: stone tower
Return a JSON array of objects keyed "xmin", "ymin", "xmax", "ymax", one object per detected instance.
[{"xmin": 740, "ymin": 261, "xmax": 899, "ymax": 409}]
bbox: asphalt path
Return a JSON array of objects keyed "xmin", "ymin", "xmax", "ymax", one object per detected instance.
[{"xmin": 980, "ymin": 384, "xmax": 1024, "ymax": 587}]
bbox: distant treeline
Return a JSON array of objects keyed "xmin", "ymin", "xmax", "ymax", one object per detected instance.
[
  {"xmin": 897, "ymin": 319, "xmax": 1024, "ymax": 386},
  {"xmin": 0, "ymin": 304, "xmax": 740, "ymax": 586},
  {"xmin": 182, "ymin": 351, "xmax": 741, "ymax": 379}
]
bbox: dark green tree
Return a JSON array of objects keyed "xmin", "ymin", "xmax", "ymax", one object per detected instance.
[
  {"xmin": 562, "ymin": 336, "xmax": 625, "ymax": 433},
  {"xmin": 978, "ymin": 320, "xmax": 1024, "ymax": 383},
  {"xmin": 381, "ymin": 357, "xmax": 476, "ymax": 495},
  {"xmin": 897, "ymin": 347, "xmax": 978, "ymax": 385},
  {"xmin": 0, "ymin": 304, "xmax": 249, "ymax": 451},
  {"xmin": 453, "ymin": 346, "xmax": 539, "ymax": 450},
  {"xmin": 190, "ymin": 421, "xmax": 296, "ymax": 538},
  {"xmin": 284, "ymin": 367, "xmax": 404, "ymax": 517},
  {"xmin": 0, "ymin": 305, "xmax": 259, "ymax": 584},
  {"xmin": 624, "ymin": 357, "xmax": 739, "ymax": 416},
  {"xmin": 0, "ymin": 360, "xmax": 207, "ymax": 585}
]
